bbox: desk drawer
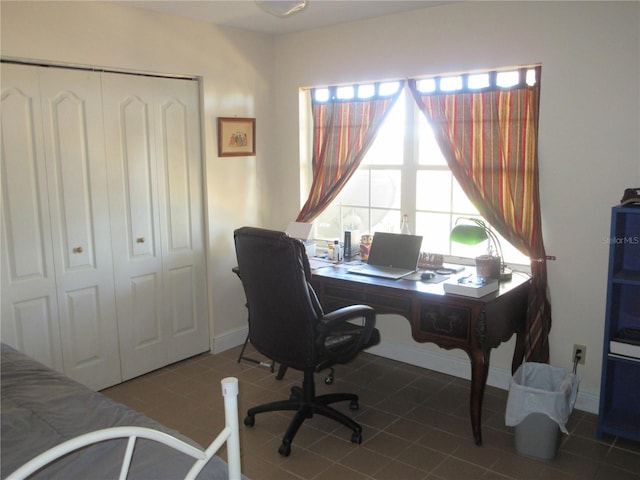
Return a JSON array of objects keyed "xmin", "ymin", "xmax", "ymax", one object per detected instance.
[
  {"xmin": 418, "ymin": 303, "xmax": 470, "ymax": 341},
  {"xmin": 322, "ymin": 285, "xmax": 412, "ymax": 315}
]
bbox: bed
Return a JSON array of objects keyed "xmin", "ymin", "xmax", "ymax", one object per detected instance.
[{"xmin": 1, "ymin": 343, "xmax": 242, "ymax": 480}]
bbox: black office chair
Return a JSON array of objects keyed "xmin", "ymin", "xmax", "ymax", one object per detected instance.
[
  {"xmin": 232, "ymin": 265, "xmax": 288, "ymax": 380},
  {"xmin": 233, "ymin": 227, "xmax": 380, "ymax": 456}
]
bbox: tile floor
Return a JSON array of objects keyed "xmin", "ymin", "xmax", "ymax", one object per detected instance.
[{"xmin": 102, "ymin": 345, "xmax": 640, "ymax": 480}]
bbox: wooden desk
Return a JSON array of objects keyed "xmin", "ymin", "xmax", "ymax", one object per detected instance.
[{"xmin": 310, "ymin": 262, "xmax": 531, "ymax": 446}]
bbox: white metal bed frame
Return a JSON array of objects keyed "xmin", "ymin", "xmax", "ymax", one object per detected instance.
[{"xmin": 6, "ymin": 377, "xmax": 241, "ymax": 480}]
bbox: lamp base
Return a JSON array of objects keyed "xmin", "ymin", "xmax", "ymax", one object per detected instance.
[{"xmin": 500, "ymin": 267, "xmax": 513, "ymax": 281}]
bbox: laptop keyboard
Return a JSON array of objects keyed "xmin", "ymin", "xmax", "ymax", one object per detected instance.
[{"xmin": 350, "ymin": 264, "xmax": 415, "ymax": 279}]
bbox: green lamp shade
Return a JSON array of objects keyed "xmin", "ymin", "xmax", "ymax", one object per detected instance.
[{"xmin": 450, "ymin": 224, "xmax": 489, "ymax": 245}]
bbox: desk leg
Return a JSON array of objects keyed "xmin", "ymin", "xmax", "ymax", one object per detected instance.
[
  {"xmin": 512, "ymin": 328, "xmax": 526, "ymax": 374},
  {"xmin": 469, "ymin": 348, "xmax": 490, "ymax": 446}
]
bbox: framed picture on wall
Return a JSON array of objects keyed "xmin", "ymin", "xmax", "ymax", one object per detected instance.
[{"xmin": 217, "ymin": 117, "xmax": 256, "ymax": 157}]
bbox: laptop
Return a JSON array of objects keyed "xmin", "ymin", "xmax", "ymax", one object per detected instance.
[{"xmin": 348, "ymin": 232, "xmax": 423, "ymax": 280}]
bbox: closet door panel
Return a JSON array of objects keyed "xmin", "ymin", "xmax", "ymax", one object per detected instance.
[
  {"xmin": 130, "ymin": 273, "xmax": 162, "ymax": 345},
  {"xmin": 9, "ymin": 298, "xmax": 59, "ymax": 366},
  {"xmin": 39, "ymin": 68, "xmax": 121, "ymax": 390},
  {"xmin": 102, "ymin": 73, "xmax": 167, "ymax": 379},
  {"xmin": 1, "ymin": 63, "xmax": 63, "ymax": 369},
  {"xmin": 121, "ymin": 96, "xmax": 157, "ymax": 258},
  {"xmin": 103, "ymin": 73, "xmax": 207, "ymax": 380},
  {"xmin": 154, "ymin": 78, "xmax": 208, "ymax": 361},
  {"xmin": 167, "ymin": 265, "xmax": 197, "ymax": 334}
]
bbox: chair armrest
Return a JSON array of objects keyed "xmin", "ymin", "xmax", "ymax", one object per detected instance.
[
  {"xmin": 317, "ymin": 305, "xmax": 375, "ymax": 332},
  {"xmin": 316, "ymin": 305, "xmax": 377, "ymax": 363}
]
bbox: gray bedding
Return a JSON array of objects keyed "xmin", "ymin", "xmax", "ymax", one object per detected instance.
[{"xmin": 1, "ymin": 343, "xmax": 236, "ymax": 479}]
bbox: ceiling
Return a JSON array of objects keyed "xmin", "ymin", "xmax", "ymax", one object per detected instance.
[{"xmin": 114, "ymin": 1, "xmax": 453, "ymax": 36}]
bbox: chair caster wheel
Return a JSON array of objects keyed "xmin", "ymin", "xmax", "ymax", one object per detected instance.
[
  {"xmin": 289, "ymin": 386, "xmax": 302, "ymax": 401},
  {"xmin": 351, "ymin": 432, "xmax": 362, "ymax": 444},
  {"xmin": 278, "ymin": 442, "xmax": 291, "ymax": 457},
  {"xmin": 349, "ymin": 399, "xmax": 359, "ymax": 410},
  {"xmin": 244, "ymin": 415, "xmax": 255, "ymax": 427},
  {"xmin": 324, "ymin": 375, "xmax": 334, "ymax": 385}
]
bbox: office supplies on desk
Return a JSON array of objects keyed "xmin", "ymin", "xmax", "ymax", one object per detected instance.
[{"xmin": 348, "ymin": 232, "xmax": 423, "ymax": 280}]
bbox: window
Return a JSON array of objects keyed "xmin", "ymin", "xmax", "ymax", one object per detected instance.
[{"xmin": 313, "ymin": 71, "xmax": 533, "ymax": 266}]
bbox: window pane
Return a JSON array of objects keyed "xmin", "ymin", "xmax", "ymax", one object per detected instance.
[
  {"xmin": 468, "ymin": 73, "xmax": 489, "ymax": 90},
  {"xmin": 365, "ymin": 93, "xmax": 404, "ymax": 165},
  {"xmin": 315, "ymin": 205, "xmax": 371, "ymax": 240},
  {"xmin": 497, "ymin": 71, "xmax": 519, "ymax": 88},
  {"xmin": 493, "ymin": 230, "xmax": 530, "ymax": 265},
  {"xmin": 452, "ymin": 181, "xmax": 479, "ymax": 215},
  {"xmin": 314, "ymin": 88, "xmax": 329, "ymax": 102},
  {"xmin": 379, "ymin": 81, "xmax": 400, "ymax": 96},
  {"xmin": 343, "ymin": 207, "xmax": 370, "ymax": 234},
  {"xmin": 371, "ymin": 170, "xmax": 400, "ymax": 209},
  {"xmin": 342, "ymin": 170, "xmax": 370, "ymax": 207},
  {"xmin": 416, "ymin": 212, "xmax": 451, "ymax": 254},
  {"xmin": 417, "ymin": 170, "xmax": 451, "ymax": 212},
  {"xmin": 336, "ymin": 86, "xmax": 355, "ymax": 99},
  {"xmin": 358, "ymin": 84, "xmax": 375, "ymax": 99},
  {"xmin": 440, "ymin": 76, "xmax": 463, "ymax": 91},
  {"xmin": 451, "ymin": 238, "xmax": 486, "ymax": 259},
  {"xmin": 315, "ymin": 203, "xmax": 341, "ymax": 239},
  {"xmin": 372, "ymin": 209, "xmax": 401, "ymax": 234},
  {"xmin": 416, "ymin": 78, "xmax": 436, "ymax": 93},
  {"xmin": 418, "ymin": 115, "xmax": 446, "ymax": 166}
]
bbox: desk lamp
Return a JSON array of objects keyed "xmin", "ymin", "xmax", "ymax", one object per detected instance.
[{"xmin": 450, "ymin": 218, "xmax": 512, "ymax": 280}]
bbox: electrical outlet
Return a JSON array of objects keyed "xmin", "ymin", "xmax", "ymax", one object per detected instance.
[{"xmin": 573, "ymin": 344, "xmax": 586, "ymax": 365}]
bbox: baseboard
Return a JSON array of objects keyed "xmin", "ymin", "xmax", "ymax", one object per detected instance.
[
  {"xmin": 211, "ymin": 326, "xmax": 248, "ymax": 354},
  {"xmin": 212, "ymin": 329, "xmax": 599, "ymax": 414}
]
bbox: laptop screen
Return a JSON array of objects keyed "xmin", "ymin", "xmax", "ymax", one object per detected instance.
[{"xmin": 366, "ymin": 232, "xmax": 423, "ymax": 270}]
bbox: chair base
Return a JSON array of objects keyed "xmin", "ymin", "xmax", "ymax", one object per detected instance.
[{"xmin": 244, "ymin": 371, "xmax": 363, "ymax": 456}]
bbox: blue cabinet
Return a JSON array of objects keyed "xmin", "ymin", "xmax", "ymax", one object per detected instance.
[{"xmin": 597, "ymin": 206, "xmax": 640, "ymax": 441}]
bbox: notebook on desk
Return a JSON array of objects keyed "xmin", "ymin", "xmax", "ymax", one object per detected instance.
[{"xmin": 348, "ymin": 232, "xmax": 423, "ymax": 280}]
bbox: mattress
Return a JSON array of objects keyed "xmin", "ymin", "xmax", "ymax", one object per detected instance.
[{"xmin": 1, "ymin": 343, "xmax": 236, "ymax": 479}]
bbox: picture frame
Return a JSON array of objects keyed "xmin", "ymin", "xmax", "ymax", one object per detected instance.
[{"xmin": 217, "ymin": 117, "xmax": 256, "ymax": 157}]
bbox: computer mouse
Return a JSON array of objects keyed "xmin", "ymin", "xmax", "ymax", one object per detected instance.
[{"xmin": 421, "ymin": 272, "xmax": 435, "ymax": 281}]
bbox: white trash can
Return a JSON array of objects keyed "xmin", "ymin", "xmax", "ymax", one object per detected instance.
[{"xmin": 505, "ymin": 362, "xmax": 579, "ymax": 461}]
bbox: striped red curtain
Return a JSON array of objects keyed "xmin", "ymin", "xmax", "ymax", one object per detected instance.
[
  {"xmin": 296, "ymin": 84, "xmax": 404, "ymax": 223},
  {"xmin": 409, "ymin": 67, "xmax": 551, "ymax": 363}
]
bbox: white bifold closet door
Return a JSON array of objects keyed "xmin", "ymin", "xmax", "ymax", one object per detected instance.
[
  {"xmin": 1, "ymin": 65, "xmax": 121, "ymax": 389},
  {"xmin": 102, "ymin": 72, "xmax": 208, "ymax": 380},
  {"xmin": 1, "ymin": 63, "xmax": 208, "ymax": 389}
]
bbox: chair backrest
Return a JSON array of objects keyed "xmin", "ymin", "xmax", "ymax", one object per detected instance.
[{"xmin": 233, "ymin": 227, "xmax": 322, "ymax": 369}]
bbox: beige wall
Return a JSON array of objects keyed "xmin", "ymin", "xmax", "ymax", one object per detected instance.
[
  {"xmin": 2, "ymin": 0, "xmax": 639, "ymax": 411},
  {"xmin": 270, "ymin": 0, "xmax": 640, "ymax": 411}
]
